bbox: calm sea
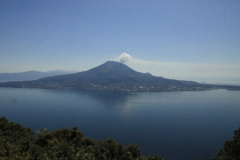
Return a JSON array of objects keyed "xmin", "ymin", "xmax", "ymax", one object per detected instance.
[{"xmin": 0, "ymin": 87, "xmax": 240, "ymax": 160}]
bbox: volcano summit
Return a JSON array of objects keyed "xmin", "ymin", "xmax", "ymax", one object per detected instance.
[{"xmin": 0, "ymin": 61, "xmax": 239, "ymax": 91}]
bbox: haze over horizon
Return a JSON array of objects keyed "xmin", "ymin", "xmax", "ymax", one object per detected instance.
[{"xmin": 1, "ymin": 1, "xmax": 240, "ymax": 84}]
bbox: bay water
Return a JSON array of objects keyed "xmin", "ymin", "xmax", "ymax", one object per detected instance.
[{"xmin": 0, "ymin": 87, "xmax": 240, "ymax": 160}]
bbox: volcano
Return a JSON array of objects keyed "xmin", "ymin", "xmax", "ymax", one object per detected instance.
[{"xmin": 0, "ymin": 61, "xmax": 239, "ymax": 91}]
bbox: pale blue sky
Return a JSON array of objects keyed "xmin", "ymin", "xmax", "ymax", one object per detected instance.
[{"xmin": 1, "ymin": 0, "xmax": 240, "ymax": 83}]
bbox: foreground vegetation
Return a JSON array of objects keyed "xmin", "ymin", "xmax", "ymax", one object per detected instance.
[
  {"xmin": 205, "ymin": 127, "xmax": 240, "ymax": 160},
  {"xmin": 0, "ymin": 117, "xmax": 162, "ymax": 160},
  {"xmin": 1, "ymin": 117, "xmax": 240, "ymax": 160}
]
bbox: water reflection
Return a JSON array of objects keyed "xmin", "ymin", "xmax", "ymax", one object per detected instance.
[
  {"xmin": 10, "ymin": 97, "xmax": 18, "ymax": 104},
  {"xmin": 48, "ymin": 89, "xmax": 138, "ymax": 112},
  {"xmin": 82, "ymin": 91, "xmax": 137, "ymax": 111}
]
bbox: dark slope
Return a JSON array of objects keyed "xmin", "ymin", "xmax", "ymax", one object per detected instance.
[
  {"xmin": 38, "ymin": 61, "xmax": 186, "ymax": 84},
  {"xmin": 0, "ymin": 61, "xmax": 239, "ymax": 91}
]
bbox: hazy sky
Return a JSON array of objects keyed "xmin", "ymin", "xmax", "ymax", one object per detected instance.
[{"xmin": 1, "ymin": 0, "xmax": 240, "ymax": 83}]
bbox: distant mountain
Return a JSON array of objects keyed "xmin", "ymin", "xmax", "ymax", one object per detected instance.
[
  {"xmin": 0, "ymin": 70, "xmax": 75, "ymax": 82},
  {"xmin": 0, "ymin": 61, "xmax": 239, "ymax": 91}
]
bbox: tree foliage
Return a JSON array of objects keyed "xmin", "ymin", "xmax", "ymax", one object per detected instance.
[
  {"xmin": 0, "ymin": 117, "xmax": 163, "ymax": 160},
  {"xmin": 205, "ymin": 127, "xmax": 240, "ymax": 160}
]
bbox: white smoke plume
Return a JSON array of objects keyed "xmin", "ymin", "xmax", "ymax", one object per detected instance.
[{"xmin": 118, "ymin": 52, "xmax": 132, "ymax": 64}]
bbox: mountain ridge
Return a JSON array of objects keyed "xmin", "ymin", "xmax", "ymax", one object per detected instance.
[
  {"xmin": 0, "ymin": 70, "xmax": 75, "ymax": 82},
  {"xmin": 0, "ymin": 61, "xmax": 239, "ymax": 92}
]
